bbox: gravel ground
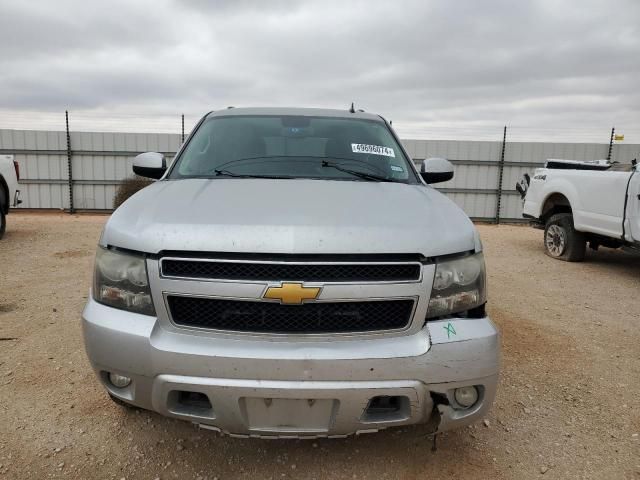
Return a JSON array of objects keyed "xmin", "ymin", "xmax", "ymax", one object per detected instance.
[{"xmin": 0, "ymin": 212, "xmax": 639, "ymax": 479}]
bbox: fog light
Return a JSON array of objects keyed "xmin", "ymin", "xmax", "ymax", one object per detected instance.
[
  {"xmin": 108, "ymin": 372, "xmax": 131, "ymax": 388},
  {"xmin": 454, "ymin": 386, "xmax": 479, "ymax": 408}
]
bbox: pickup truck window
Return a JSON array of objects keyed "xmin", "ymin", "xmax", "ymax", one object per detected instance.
[{"xmin": 168, "ymin": 115, "xmax": 418, "ymax": 183}]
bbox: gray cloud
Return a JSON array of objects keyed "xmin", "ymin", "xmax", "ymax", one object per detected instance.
[{"xmin": 0, "ymin": 0, "xmax": 639, "ymax": 140}]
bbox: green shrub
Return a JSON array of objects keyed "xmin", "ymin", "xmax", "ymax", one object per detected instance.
[{"xmin": 113, "ymin": 176, "xmax": 152, "ymax": 209}]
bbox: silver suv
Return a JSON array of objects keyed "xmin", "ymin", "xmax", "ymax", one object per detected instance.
[{"xmin": 82, "ymin": 107, "xmax": 499, "ymax": 438}]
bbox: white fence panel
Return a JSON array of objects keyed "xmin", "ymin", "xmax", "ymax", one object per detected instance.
[{"xmin": 2, "ymin": 128, "xmax": 638, "ymax": 221}]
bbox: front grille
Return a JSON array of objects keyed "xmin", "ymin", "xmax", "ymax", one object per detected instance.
[
  {"xmin": 167, "ymin": 296, "xmax": 415, "ymax": 334},
  {"xmin": 161, "ymin": 260, "xmax": 421, "ymax": 283}
]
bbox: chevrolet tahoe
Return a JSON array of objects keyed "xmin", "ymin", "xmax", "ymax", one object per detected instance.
[{"xmin": 82, "ymin": 107, "xmax": 500, "ymax": 438}]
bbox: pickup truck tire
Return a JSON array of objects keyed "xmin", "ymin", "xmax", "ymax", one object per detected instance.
[
  {"xmin": 0, "ymin": 183, "xmax": 6, "ymax": 239},
  {"xmin": 544, "ymin": 213, "xmax": 586, "ymax": 261},
  {"xmin": 0, "ymin": 208, "xmax": 5, "ymax": 240}
]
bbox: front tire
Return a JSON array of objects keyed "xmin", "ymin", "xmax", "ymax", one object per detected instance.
[
  {"xmin": 544, "ymin": 213, "xmax": 586, "ymax": 262},
  {"xmin": 0, "ymin": 208, "xmax": 6, "ymax": 240}
]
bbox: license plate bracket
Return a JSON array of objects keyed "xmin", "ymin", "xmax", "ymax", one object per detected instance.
[{"xmin": 241, "ymin": 397, "xmax": 338, "ymax": 433}]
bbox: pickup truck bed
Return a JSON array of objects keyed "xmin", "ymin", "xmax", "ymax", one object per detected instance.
[{"xmin": 518, "ymin": 158, "xmax": 639, "ymax": 261}]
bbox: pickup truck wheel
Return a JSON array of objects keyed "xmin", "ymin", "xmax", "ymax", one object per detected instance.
[
  {"xmin": 0, "ymin": 207, "xmax": 5, "ymax": 240},
  {"xmin": 544, "ymin": 213, "xmax": 586, "ymax": 261},
  {"xmin": 0, "ymin": 184, "xmax": 5, "ymax": 240}
]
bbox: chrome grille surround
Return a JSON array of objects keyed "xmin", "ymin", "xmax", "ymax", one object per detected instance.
[{"xmin": 149, "ymin": 255, "xmax": 432, "ymax": 338}]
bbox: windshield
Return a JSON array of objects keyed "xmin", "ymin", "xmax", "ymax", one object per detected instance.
[{"xmin": 168, "ymin": 115, "xmax": 418, "ymax": 183}]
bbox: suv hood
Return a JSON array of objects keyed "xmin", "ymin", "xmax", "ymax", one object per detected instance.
[{"xmin": 102, "ymin": 179, "xmax": 479, "ymax": 257}]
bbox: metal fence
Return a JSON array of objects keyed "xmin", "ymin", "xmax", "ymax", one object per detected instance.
[
  {"xmin": 1, "ymin": 126, "xmax": 639, "ymax": 222},
  {"xmin": 403, "ymin": 137, "xmax": 639, "ymax": 221}
]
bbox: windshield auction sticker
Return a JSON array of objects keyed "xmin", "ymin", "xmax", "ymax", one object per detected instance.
[{"xmin": 351, "ymin": 144, "xmax": 395, "ymax": 157}]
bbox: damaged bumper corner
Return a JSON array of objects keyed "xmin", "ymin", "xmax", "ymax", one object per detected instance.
[{"xmin": 433, "ymin": 376, "xmax": 498, "ymax": 433}]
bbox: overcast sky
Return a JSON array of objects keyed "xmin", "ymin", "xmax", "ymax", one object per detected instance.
[{"xmin": 0, "ymin": 0, "xmax": 639, "ymax": 141}]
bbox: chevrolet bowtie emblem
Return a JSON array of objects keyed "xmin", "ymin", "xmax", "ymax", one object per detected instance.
[{"xmin": 263, "ymin": 283, "xmax": 321, "ymax": 304}]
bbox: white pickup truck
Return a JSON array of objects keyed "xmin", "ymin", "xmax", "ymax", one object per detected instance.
[
  {"xmin": 518, "ymin": 158, "xmax": 640, "ymax": 261},
  {"xmin": 0, "ymin": 154, "xmax": 21, "ymax": 239}
]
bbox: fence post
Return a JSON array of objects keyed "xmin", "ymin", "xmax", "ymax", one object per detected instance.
[
  {"xmin": 181, "ymin": 114, "xmax": 185, "ymax": 143},
  {"xmin": 495, "ymin": 125, "xmax": 507, "ymax": 224},
  {"xmin": 65, "ymin": 110, "xmax": 75, "ymax": 214},
  {"xmin": 607, "ymin": 127, "xmax": 615, "ymax": 161}
]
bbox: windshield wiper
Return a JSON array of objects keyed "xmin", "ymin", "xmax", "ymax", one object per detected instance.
[
  {"xmin": 213, "ymin": 156, "xmax": 285, "ymax": 171},
  {"xmin": 321, "ymin": 161, "xmax": 395, "ymax": 182},
  {"xmin": 214, "ymin": 169, "xmax": 292, "ymax": 179}
]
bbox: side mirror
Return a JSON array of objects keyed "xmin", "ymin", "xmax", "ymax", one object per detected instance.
[
  {"xmin": 133, "ymin": 152, "xmax": 166, "ymax": 179},
  {"xmin": 420, "ymin": 157, "xmax": 454, "ymax": 184}
]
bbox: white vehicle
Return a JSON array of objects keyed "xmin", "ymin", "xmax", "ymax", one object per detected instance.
[
  {"xmin": 0, "ymin": 154, "xmax": 21, "ymax": 239},
  {"xmin": 518, "ymin": 158, "xmax": 640, "ymax": 261}
]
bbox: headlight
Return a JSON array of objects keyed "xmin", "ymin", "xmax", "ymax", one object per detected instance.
[
  {"xmin": 93, "ymin": 247, "xmax": 155, "ymax": 316},
  {"xmin": 427, "ymin": 252, "xmax": 486, "ymax": 319}
]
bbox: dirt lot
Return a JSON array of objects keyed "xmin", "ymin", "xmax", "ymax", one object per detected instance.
[{"xmin": 0, "ymin": 212, "xmax": 638, "ymax": 479}]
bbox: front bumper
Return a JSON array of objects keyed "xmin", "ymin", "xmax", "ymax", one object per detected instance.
[{"xmin": 82, "ymin": 298, "xmax": 500, "ymax": 438}]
